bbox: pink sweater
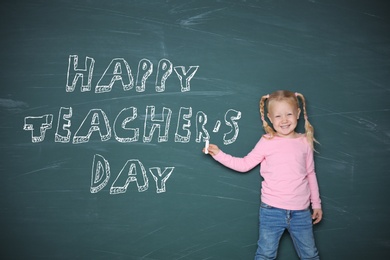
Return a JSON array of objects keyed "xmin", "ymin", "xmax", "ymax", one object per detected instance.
[{"xmin": 213, "ymin": 134, "xmax": 321, "ymax": 210}]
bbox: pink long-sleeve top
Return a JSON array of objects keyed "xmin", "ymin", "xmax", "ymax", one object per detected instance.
[{"xmin": 213, "ymin": 134, "xmax": 321, "ymax": 210}]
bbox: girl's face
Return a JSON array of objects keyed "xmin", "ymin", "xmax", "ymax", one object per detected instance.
[{"xmin": 267, "ymin": 99, "xmax": 301, "ymax": 138}]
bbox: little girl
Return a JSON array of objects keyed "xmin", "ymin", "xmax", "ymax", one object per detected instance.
[{"xmin": 204, "ymin": 90, "xmax": 322, "ymax": 260}]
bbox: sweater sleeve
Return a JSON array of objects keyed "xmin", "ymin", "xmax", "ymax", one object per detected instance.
[
  {"xmin": 212, "ymin": 138, "xmax": 265, "ymax": 172},
  {"xmin": 306, "ymin": 146, "xmax": 322, "ymax": 209}
]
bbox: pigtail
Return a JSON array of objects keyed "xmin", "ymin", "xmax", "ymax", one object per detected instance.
[
  {"xmin": 295, "ymin": 92, "xmax": 319, "ymax": 151},
  {"xmin": 259, "ymin": 94, "xmax": 275, "ymax": 138}
]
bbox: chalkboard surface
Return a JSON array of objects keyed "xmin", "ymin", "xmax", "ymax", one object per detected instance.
[{"xmin": 1, "ymin": 1, "xmax": 389, "ymax": 259}]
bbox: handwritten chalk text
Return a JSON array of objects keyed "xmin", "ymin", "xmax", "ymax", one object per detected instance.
[
  {"xmin": 23, "ymin": 106, "xmax": 241, "ymax": 145},
  {"xmin": 66, "ymin": 55, "xmax": 198, "ymax": 93},
  {"xmin": 22, "ymin": 55, "xmax": 242, "ymax": 194},
  {"xmin": 91, "ymin": 154, "xmax": 174, "ymax": 194}
]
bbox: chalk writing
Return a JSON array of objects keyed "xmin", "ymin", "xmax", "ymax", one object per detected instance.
[
  {"xmin": 91, "ymin": 154, "xmax": 174, "ymax": 194},
  {"xmin": 66, "ymin": 55, "xmax": 198, "ymax": 93},
  {"xmin": 23, "ymin": 55, "xmax": 242, "ymax": 194},
  {"xmin": 23, "ymin": 106, "xmax": 241, "ymax": 145},
  {"xmin": 23, "ymin": 114, "xmax": 53, "ymax": 143}
]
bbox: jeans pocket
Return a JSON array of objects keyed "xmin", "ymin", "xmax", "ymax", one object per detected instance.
[{"xmin": 260, "ymin": 202, "xmax": 273, "ymax": 209}]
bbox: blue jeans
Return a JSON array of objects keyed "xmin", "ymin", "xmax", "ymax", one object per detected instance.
[{"xmin": 254, "ymin": 203, "xmax": 319, "ymax": 260}]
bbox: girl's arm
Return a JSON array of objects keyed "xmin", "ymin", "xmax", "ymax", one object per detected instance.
[
  {"xmin": 203, "ymin": 139, "xmax": 265, "ymax": 173},
  {"xmin": 306, "ymin": 146, "xmax": 323, "ymax": 224}
]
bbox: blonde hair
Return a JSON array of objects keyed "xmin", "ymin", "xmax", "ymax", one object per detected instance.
[{"xmin": 259, "ymin": 90, "xmax": 318, "ymax": 150}]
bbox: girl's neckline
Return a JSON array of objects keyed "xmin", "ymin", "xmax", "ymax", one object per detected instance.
[{"xmin": 274, "ymin": 133, "xmax": 304, "ymax": 139}]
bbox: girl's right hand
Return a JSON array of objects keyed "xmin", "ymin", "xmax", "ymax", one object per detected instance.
[{"xmin": 203, "ymin": 144, "xmax": 220, "ymax": 156}]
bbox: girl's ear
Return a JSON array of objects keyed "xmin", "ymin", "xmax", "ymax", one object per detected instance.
[{"xmin": 297, "ymin": 108, "xmax": 301, "ymax": 119}]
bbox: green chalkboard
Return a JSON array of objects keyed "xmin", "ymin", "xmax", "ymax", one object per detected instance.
[{"xmin": 1, "ymin": 0, "xmax": 389, "ymax": 259}]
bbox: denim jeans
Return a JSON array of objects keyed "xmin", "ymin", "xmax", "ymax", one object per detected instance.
[{"xmin": 254, "ymin": 203, "xmax": 319, "ymax": 260}]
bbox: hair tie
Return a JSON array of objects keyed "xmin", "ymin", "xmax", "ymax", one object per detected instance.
[
  {"xmin": 265, "ymin": 94, "xmax": 269, "ymax": 99},
  {"xmin": 295, "ymin": 92, "xmax": 299, "ymax": 97}
]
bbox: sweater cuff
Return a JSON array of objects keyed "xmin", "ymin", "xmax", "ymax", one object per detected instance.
[{"xmin": 311, "ymin": 203, "xmax": 321, "ymax": 209}]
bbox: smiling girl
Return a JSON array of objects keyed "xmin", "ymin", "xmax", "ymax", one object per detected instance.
[{"xmin": 204, "ymin": 90, "xmax": 322, "ymax": 260}]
